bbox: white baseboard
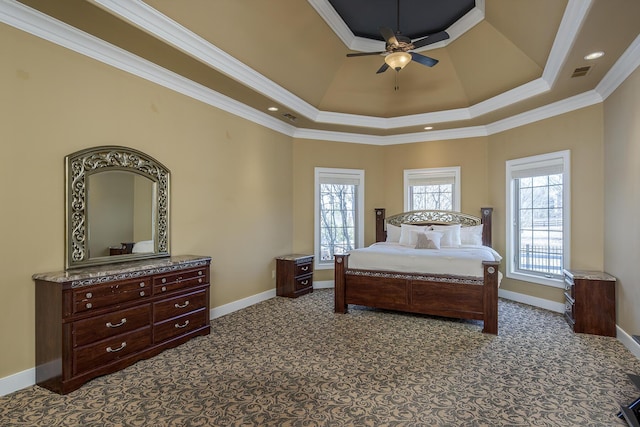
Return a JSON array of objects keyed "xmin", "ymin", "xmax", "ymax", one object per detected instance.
[
  {"xmin": 210, "ymin": 288, "xmax": 276, "ymax": 319},
  {"xmin": 617, "ymin": 326, "xmax": 640, "ymax": 360},
  {"xmin": 0, "ymin": 368, "xmax": 35, "ymax": 397},
  {"xmin": 498, "ymin": 288, "xmax": 565, "ymax": 313},
  {"xmin": 313, "ymin": 280, "xmax": 334, "ymax": 289}
]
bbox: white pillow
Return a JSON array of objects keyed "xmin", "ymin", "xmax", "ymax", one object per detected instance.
[
  {"xmin": 415, "ymin": 230, "xmax": 444, "ymax": 250},
  {"xmin": 460, "ymin": 224, "xmax": 484, "ymax": 246},
  {"xmin": 398, "ymin": 224, "xmax": 429, "ymax": 246},
  {"xmin": 431, "ymin": 224, "xmax": 461, "ymax": 247},
  {"xmin": 386, "ymin": 224, "xmax": 401, "ymax": 243},
  {"xmin": 132, "ymin": 240, "xmax": 154, "ymax": 253}
]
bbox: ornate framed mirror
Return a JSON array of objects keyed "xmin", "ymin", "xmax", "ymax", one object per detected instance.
[{"xmin": 65, "ymin": 146, "xmax": 170, "ymax": 269}]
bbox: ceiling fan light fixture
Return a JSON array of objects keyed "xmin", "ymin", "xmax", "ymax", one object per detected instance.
[{"xmin": 385, "ymin": 52, "xmax": 411, "ymax": 71}]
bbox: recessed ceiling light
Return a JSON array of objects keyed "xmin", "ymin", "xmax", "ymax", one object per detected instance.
[
  {"xmin": 267, "ymin": 106, "xmax": 279, "ymax": 112},
  {"xmin": 424, "ymin": 126, "xmax": 433, "ymax": 130},
  {"xmin": 584, "ymin": 51, "xmax": 604, "ymax": 60}
]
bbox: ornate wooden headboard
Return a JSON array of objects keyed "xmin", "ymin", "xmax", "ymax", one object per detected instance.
[{"xmin": 375, "ymin": 208, "xmax": 493, "ymax": 247}]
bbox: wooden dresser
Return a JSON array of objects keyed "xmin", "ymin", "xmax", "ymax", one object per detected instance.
[
  {"xmin": 33, "ymin": 255, "xmax": 211, "ymax": 394},
  {"xmin": 563, "ymin": 269, "xmax": 616, "ymax": 337},
  {"xmin": 276, "ymin": 254, "xmax": 314, "ymax": 298}
]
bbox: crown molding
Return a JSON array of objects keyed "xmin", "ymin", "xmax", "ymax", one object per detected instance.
[
  {"xmin": 3, "ymin": 0, "xmax": 637, "ymax": 146},
  {"xmin": 597, "ymin": 34, "xmax": 640, "ymax": 100},
  {"xmin": 0, "ymin": 1, "xmax": 297, "ymax": 138}
]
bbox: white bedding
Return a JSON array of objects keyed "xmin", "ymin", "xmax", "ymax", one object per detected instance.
[{"xmin": 347, "ymin": 242, "xmax": 502, "ymax": 278}]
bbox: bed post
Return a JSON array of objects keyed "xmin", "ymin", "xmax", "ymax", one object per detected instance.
[
  {"xmin": 481, "ymin": 207, "xmax": 493, "ymax": 247},
  {"xmin": 375, "ymin": 208, "xmax": 386, "ymax": 243},
  {"xmin": 334, "ymin": 254, "xmax": 349, "ymax": 313},
  {"xmin": 482, "ymin": 261, "xmax": 500, "ymax": 334}
]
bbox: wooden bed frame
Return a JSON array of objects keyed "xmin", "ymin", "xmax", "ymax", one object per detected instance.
[{"xmin": 334, "ymin": 208, "xmax": 500, "ymax": 334}]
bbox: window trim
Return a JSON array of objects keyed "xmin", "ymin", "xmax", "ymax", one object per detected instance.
[
  {"xmin": 505, "ymin": 150, "xmax": 570, "ymax": 288},
  {"xmin": 314, "ymin": 167, "xmax": 365, "ymax": 270},
  {"xmin": 403, "ymin": 167, "xmax": 461, "ymax": 212}
]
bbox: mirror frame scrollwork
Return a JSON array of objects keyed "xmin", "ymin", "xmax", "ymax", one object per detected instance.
[{"xmin": 65, "ymin": 146, "xmax": 170, "ymax": 269}]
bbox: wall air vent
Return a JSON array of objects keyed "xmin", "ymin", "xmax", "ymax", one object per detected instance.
[
  {"xmin": 282, "ymin": 113, "xmax": 297, "ymax": 122},
  {"xmin": 571, "ymin": 66, "xmax": 592, "ymax": 78}
]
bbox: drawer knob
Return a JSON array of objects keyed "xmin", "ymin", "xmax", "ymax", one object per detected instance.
[
  {"xmin": 161, "ymin": 286, "xmax": 167, "ymax": 292},
  {"xmin": 106, "ymin": 318, "xmax": 127, "ymax": 328},
  {"xmin": 139, "ymin": 291, "xmax": 146, "ymax": 297},
  {"xmin": 198, "ymin": 271, "xmax": 203, "ymax": 276},
  {"xmin": 175, "ymin": 320, "xmax": 190, "ymax": 329},
  {"xmin": 162, "ymin": 278, "xmax": 167, "ymax": 284},
  {"xmin": 86, "ymin": 292, "xmax": 92, "ymax": 299},
  {"xmin": 175, "ymin": 301, "xmax": 190, "ymax": 309},
  {"xmin": 85, "ymin": 303, "xmax": 92, "ymax": 309},
  {"xmin": 139, "ymin": 282, "xmax": 145, "ymax": 288},
  {"xmin": 198, "ymin": 278, "xmax": 203, "ymax": 283},
  {"xmin": 106, "ymin": 342, "xmax": 127, "ymax": 353}
]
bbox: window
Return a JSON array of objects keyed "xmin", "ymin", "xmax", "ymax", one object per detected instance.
[
  {"xmin": 506, "ymin": 151, "xmax": 570, "ymax": 287},
  {"xmin": 404, "ymin": 167, "xmax": 460, "ymax": 211},
  {"xmin": 314, "ymin": 168, "xmax": 364, "ymax": 269}
]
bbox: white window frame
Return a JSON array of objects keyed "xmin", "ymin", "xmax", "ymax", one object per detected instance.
[
  {"xmin": 314, "ymin": 167, "xmax": 365, "ymax": 270},
  {"xmin": 505, "ymin": 150, "xmax": 570, "ymax": 288},
  {"xmin": 404, "ymin": 167, "xmax": 461, "ymax": 212}
]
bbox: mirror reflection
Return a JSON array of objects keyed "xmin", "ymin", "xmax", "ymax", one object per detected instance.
[{"xmin": 87, "ymin": 171, "xmax": 155, "ymax": 258}]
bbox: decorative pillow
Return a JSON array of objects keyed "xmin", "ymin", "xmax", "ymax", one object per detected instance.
[
  {"xmin": 398, "ymin": 224, "xmax": 429, "ymax": 246},
  {"xmin": 415, "ymin": 231, "xmax": 444, "ymax": 249},
  {"xmin": 132, "ymin": 240, "xmax": 154, "ymax": 253},
  {"xmin": 386, "ymin": 224, "xmax": 401, "ymax": 243},
  {"xmin": 431, "ymin": 224, "xmax": 461, "ymax": 247},
  {"xmin": 460, "ymin": 224, "xmax": 484, "ymax": 246}
]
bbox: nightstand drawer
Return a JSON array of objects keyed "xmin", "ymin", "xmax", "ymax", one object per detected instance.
[
  {"xmin": 294, "ymin": 262, "xmax": 313, "ymax": 277},
  {"xmin": 295, "ymin": 274, "xmax": 313, "ymax": 291}
]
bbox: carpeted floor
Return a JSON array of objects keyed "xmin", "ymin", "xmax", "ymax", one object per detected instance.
[{"xmin": 2, "ymin": 289, "xmax": 640, "ymax": 426}]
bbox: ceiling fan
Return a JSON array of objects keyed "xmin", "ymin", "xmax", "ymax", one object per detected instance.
[{"xmin": 345, "ymin": 1, "xmax": 450, "ymax": 74}]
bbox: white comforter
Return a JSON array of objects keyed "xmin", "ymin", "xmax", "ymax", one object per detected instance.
[{"xmin": 346, "ymin": 242, "xmax": 502, "ymax": 278}]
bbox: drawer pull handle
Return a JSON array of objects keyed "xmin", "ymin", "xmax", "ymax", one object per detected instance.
[
  {"xmin": 175, "ymin": 320, "xmax": 190, "ymax": 329},
  {"xmin": 139, "ymin": 291, "xmax": 146, "ymax": 297},
  {"xmin": 301, "ymin": 266, "xmax": 309, "ymax": 271},
  {"xmin": 175, "ymin": 301, "xmax": 190, "ymax": 309},
  {"xmin": 106, "ymin": 318, "xmax": 127, "ymax": 328},
  {"xmin": 106, "ymin": 342, "xmax": 127, "ymax": 353},
  {"xmin": 301, "ymin": 280, "xmax": 308, "ymax": 285},
  {"xmin": 86, "ymin": 292, "xmax": 93, "ymax": 299},
  {"xmin": 86, "ymin": 303, "xmax": 93, "ymax": 309},
  {"xmin": 161, "ymin": 286, "xmax": 167, "ymax": 292}
]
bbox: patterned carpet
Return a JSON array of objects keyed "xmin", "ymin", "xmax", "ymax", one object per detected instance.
[{"xmin": 2, "ymin": 289, "xmax": 640, "ymax": 426}]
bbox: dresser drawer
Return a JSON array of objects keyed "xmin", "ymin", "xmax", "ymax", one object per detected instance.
[
  {"xmin": 73, "ymin": 278, "xmax": 151, "ymax": 314},
  {"xmin": 154, "ymin": 309, "xmax": 208, "ymax": 343},
  {"xmin": 154, "ymin": 268, "xmax": 207, "ymax": 295},
  {"xmin": 294, "ymin": 261, "xmax": 313, "ymax": 277},
  {"xmin": 73, "ymin": 304, "xmax": 152, "ymax": 347},
  {"xmin": 153, "ymin": 290, "xmax": 207, "ymax": 323},
  {"xmin": 73, "ymin": 327, "xmax": 151, "ymax": 375}
]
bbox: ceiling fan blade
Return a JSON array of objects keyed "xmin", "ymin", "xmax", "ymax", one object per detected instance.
[
  {"xmin": 379, "ymin": 26, "xmax": 399, "ymax": 47},
  {"xmin": 410, "ymin": 52, "xmax": 439, "ymax": 67},
  {"xmin": 346, "ymin": 51, "xmax": 385, "ymax": 57},
  {"xmin": 411, "ymin": 31, "xmax": 450, "ymax": 49},
  {"xmin": 376, "ymin": 63, "xmax": 390, "ymax": 74}
]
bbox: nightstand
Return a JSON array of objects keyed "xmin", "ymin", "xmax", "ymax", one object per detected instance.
[
  {"xmin": 563, "ymin": 269, "xmax": 616, "ymax": 336},
  {"xmin": 276, "ymin": 254, "xmax": 314, "ymax": 298}
]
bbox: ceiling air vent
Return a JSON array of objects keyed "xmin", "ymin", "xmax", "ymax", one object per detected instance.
[
  {"xmin": 282, "ymin": 113, "xmax": 297, "ymax": 122},
  {"xmin": 571, "ymin": 66, "xmax": 592, "ymax": 78}
]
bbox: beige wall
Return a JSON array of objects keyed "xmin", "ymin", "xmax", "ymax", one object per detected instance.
[
  {"xmin": 0, "ymin": 24, "xmax": 293, "ymax": 378},
  {"xmin": 604, "ymin": 66, "xmax": 640, "ymax": 334}
]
